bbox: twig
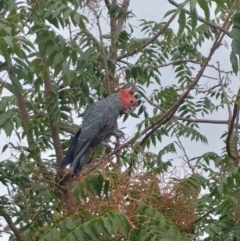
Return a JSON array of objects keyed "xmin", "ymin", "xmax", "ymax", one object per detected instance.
[
  {"xmin": 193, "ymin": 207, "xmax": 216, "ymax": 224},
  {"xmin": 157, "ymin": 59, "xmax": 233, "ymax": 74},
  {"xmin": 217, "ymin": 62, "xmax": 232, "ymax": 120},
  {"xmin": 201, "ymin": 74, "xmax": 219, "ymax": 80},
  {"xmin": 118, "ymin": 59, "xmax": 133, "ymax": 65},
  {"xmin": 174, "ymin": 124, "xmax": 195, "ymax": 174},
  {"xmin": 196, "ymin": 83, "xmax": 222, "ymax": 94}
]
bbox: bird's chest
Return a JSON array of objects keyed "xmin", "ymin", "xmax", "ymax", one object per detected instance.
[{"xmin": 95, "ymin": 114, "xmax": 117, "ymax": 143}]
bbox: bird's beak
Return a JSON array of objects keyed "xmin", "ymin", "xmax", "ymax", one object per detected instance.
[
  {"xmin": 130, "ymin": 105, "xmax": 136, "ymax": 112},
  {"xmin": 123, "ymin": 105, "xmax": 136, "ymax": 114}
]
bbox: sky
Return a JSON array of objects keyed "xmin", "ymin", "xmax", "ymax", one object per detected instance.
[{"xmin": 0, "ymin": 0, "xmax": 238, "ymax": 240}]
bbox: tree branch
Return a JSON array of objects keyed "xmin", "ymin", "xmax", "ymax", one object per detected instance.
[
  {"xmin": 193, "ymin": 207, "xmax": 216, "ymax": 224},
  {"xmin": 157, "ymin": 59, "xmax": 233, "ymax": 75},
  {"xmin": 8, "ymin": 68, "xmax": 43, "ymax": 166},
  {"xmin": 40, "ymin": 56, "xmax": 77, "ymax": 213},
  {"xmin": 217, "ymin": 62, "xmax": 233, "ymax": 121},
  {"xmin": 226, "ymin": 87, "xmax": 240, "ymax": 161},
  {"xmin": 139, "ymin": 15, "xmax": 230, "ymax": 146},
  {"xmin": 140, "ymin": 92, "xmax": 237, "ymax": 126},
  {"xmin": 110, "ymin": 0, "xmax": 119, "ymax": 61},
  {"xmin": 168, "ymin": 0, "xmax": 231, "ymax": 37},
  {"xmin": 41, "ymin": 56, "xmax": 64, "ymax": 165},
  {"xmin": 2, "ymin": 213, "xmax": 25, "ymax": 241},
  {"xmin": 174, "ymin": 123, "xmax": 195, "ymax": 174}
]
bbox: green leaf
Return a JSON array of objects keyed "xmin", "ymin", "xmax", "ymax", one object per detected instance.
[
  {"xmin": 9, "ymin": 75, "xmax": 23, "ymax": 92},
  {"xmin": 190, "ymin": 7, "xmax": 198, "ymax": 30},
  {"xmin": 65, "ymin": 217, "xmax": 75, "ymax": 230},
  {"xmin": 230, "ymin": 50, "xmax": 238, "ymax": 75},
  {"xmin": 83, "ymin": 226, "xmax": 99, "ymax": 241},
  {"xmin": 190, "ymin": 0, "xmax": 197, "ymax": 10},
  {"xmin": 0, "ymin": 111, "xmax": 12, "ymax": 126},
  {"xmin": 74, "ymin": 229, "xmax": 86, "ymax": 240},
  {"xmin": 2, "ymin": 144, "xmax": 8, "ymax": 153},
  {"xmin": 16, "ymin": 36, "xmax": 35, "ymax": 49},
  {"xmin": 178, "ymin": 10, "xmax": 186, "ymax": 35},
  {"xmin": 0, "ymin": 61, "xmax": 8, "ymax": 72},
  {"xmin": 3, "ymin": 36, "xmax": 14, "ymax": 48},
  {"xmin": 231, "ymin": 28, "xmax": 240, "ymax": 54},
  {"xmin": 7, "ymin": 0, "xmax": 16, "ymax": 12},
  {"xmin": 108, "ymin": 4, "xmax": 121, "ymax": 17},
  {"xmin": 102, "ymin": 216, "xmax": 112, "ymax": 234},
  {"xmin": 66, "ymin": 233, "xmax": 76, "ymax": 241},
  {"xmin": 44, "ymin": 3, "xmax": 59, "ymax": 18},
  {"xmin": 52, "ymin": 6, "xmax": 65, "ymax": 18},
  {"xmin": 198, "ymin": 0, "xmax": 210, "ymax": 21},
  {"xmin": 3, "ymin": 120, "xmax": 14, "ymax": 137}
]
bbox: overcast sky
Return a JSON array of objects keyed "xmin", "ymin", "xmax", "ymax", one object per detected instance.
[{"xmin": 0, "ymin": 0, "xmax": 237, "ymax": 240}]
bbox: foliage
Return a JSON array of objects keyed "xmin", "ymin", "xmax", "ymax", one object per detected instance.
[{"xmin": 0, "ymin": 0, "xmax": 240, "ymax": 240}]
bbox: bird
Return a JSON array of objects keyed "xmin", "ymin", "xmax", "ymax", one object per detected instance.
[{"xmin": 60, "ymin": 87, "xmax": 138, "ymax": 176}]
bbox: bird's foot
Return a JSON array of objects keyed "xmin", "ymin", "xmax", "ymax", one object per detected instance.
[
  {"xmin": 71, "ymin": 173, "xmax": 81, "ymax": 181},
  {"xmin": 112, "ymin": 129, "xmax": 125, "ymax": 140}
]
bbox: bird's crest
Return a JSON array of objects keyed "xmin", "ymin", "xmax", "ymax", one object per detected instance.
[{"xmin": 118, "ymin": 85, "xmax": 138, "ymax": 113}]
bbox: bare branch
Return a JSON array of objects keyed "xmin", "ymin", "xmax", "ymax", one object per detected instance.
[
  {"xmin": 157, "ymin": 59, "xmax": 233, "ymax": 74},
  {"xmin": 174, "ymin": 124, "xmax": 195, "ymax": 174},
  {"xmin": 196, "ymin": 83, "xmax": 222, "ymax": 94}
]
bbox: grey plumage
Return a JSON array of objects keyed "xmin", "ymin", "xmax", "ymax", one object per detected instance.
[{"xmin": 60, "ymin": 92, "xmax": 134, "ymax": 175}]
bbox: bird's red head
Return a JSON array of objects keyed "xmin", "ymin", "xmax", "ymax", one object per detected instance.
[{"xmin": 118, "ymin": 87, "xmax": 138, "ymax": 114}]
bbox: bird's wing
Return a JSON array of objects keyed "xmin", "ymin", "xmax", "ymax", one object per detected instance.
[
  {"xmin": 60, "ymin": 128, "xmax": 81, "ymax": 168},
  {"xmin": 71, "ymin": 105, "xmax": 107, "ymax": 171}
]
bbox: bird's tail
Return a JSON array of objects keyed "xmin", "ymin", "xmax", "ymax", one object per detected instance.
[{"xmin": 60, "ymin": 128, "xmax": 81, "ymax": 168}]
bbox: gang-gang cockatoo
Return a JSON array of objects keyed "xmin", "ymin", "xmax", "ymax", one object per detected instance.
[{"xmin": 60, "ymin": 87, "xmax": 138, "ymax": 176}]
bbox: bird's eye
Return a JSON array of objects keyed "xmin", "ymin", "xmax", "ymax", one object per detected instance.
[{"xmin": 130, "ymin": 99, "xmax": 134, "ymax": 104}]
